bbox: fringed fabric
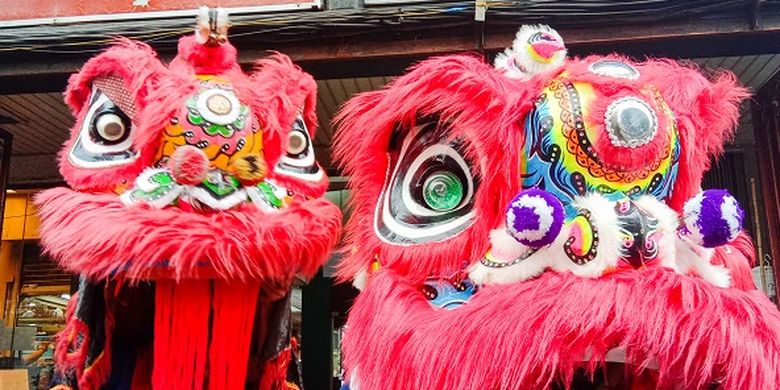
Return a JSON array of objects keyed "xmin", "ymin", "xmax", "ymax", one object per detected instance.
[
  {"xmin": 208, "ymin": 281, "xmax": 261, "ymax": 390},
  {"xmin": 152, "ymin": 280, "xmax": 211, "ymax": 389}
]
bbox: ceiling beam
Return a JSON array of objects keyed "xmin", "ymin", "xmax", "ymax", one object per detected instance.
[{"xmin": 2, "ymin": 12, "xmax": 780, "ymax": 93}]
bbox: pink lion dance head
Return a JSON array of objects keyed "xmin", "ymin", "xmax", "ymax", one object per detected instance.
[
  {"xmin": 335, "ymin": 25, "xmax": 780, "ymax": 389},
  {"xmin": 36, "ymin": 8, "xmax": 341, "ymax": 390}
]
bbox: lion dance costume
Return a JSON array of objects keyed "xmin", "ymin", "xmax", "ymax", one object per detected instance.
[
  {"xmin": 36, "ymin": 8, "xmax": 341, "ymax": 390},
  {"xmin": 335, "ymin": 25, "xmax": 780, "ymax": 389}
]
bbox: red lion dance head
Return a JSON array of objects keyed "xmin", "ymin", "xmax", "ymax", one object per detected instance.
[
  {"xmin": 36, "ymin": 8, "xmax": 341, "ymax": 390},
  {"xmin": 336, "ymin": 25, "xmax": 780, "ymax": 389}
]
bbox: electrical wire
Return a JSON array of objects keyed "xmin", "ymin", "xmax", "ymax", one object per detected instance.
[{"xmin": 0, "ymin": 0, "xmax": 747, "ymax": 54}]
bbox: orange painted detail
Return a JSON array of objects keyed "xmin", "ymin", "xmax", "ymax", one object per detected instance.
[
  {"xmin": 0, "ymin": 0, "xmax": 314, "ymax": 22},
  {"xmin": 156, "ymin": 76, "xmax": 263, "ymax": 172}
]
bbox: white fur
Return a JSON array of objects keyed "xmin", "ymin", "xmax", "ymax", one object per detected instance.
[
  {"xmin": 721, "ymin": 195, "xmax": 741, "ymax": 241},
  {"xmin": 494, "ymin": 24, "xmax": 566, "ymax": 80},
  {"xmin": 489, "ymin": 228, "xmax": 531, "ymax": 260},
  {"xmin": 470, "ymin": 193, "xmax": 621, "ymax": 284},
  {"xmin": 675, "ymin": 235, "xmax": 732, "ymax": 288},
  {"xmin": 470, "ymin": 193, "xmax": 732, "ymax": 288},
  {"xmin": 468, "ymin": 228, "xmax": 541, "ymax": 284}
]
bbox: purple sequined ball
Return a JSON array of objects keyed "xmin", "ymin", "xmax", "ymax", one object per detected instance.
[
  {"xmin": 505, "ymin": 188, "xmax": 565, "ymax": 248},
  {"xmin": 682, "ymin": 189, "xmax": 744, "ymax": 248}
]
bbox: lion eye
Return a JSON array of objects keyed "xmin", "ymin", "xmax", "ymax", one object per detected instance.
[
  {"xmin": 95, "ymin": 113, "xmax": 128, "ymax": 143},
  {"xmin": 68, "ymin": 84, "xmax": 137, "ymax": 169},
  {"xmin": 287, "ymin": 129, "xmax": 308, "ymax": 156},
  {"xmin": 274, "ymin": 114, "xmax": 323, "ymax": 182},
  {"xmin": 374, "ymin": 119, "xmax": 478, "ymax": 245}
]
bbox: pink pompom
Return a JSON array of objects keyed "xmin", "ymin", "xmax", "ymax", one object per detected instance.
[{"xmin": 168, "ymin": 145, "xmax": 210, "ymax": 185}]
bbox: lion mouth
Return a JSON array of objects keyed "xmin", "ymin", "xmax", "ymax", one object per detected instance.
[{"xmin": 120, "ymin": 167, "xmax": 295, "ymax": 212}]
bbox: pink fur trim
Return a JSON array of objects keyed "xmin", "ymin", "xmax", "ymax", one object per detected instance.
[
  {"xmin": 249, "ymin": 53, "xmax": 328, "ymax": 198},
  {"xmin": 344, "ymin": 267, "xmax": 780, "ymax": 389},
  {"xmin": 35, "ymin": 188, "xmax": 341, "ymax": 282},
  {"xmin": 643, "ymin": 61, "xmax": 748, "ymax": 211}
]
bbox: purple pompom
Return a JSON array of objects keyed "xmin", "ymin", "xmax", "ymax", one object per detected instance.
[
  {"xmin": 505, "ymin": 188, "xmax": 565, "ymax": 247},
  {"xmin": 682, "ymin": 189, "xmax": 744, "ymax": 248}
]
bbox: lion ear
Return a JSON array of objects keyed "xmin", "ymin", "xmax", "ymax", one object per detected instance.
[
  {"xmin": 248, "ymin": 53, "xmax": 326, "ymax": 197},
  {"xmin": 644, "ymin": 61, "xmax": 749, "ymax": 210}
]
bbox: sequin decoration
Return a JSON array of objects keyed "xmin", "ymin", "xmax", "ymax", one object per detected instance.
[
  {"xmin": 615, "ymin": 198, "xmax": 661, "ymax": 269},
  {"xmin": 479, "ymin": 247, "xmax": 537, "ymax": 269},
  {"xmin": 521, "ymin": 77, "xmax": 680, "ymax": 216},
  {"xmin": 421, "ymin": 277, "xmax": 477, "ymax": 310}
]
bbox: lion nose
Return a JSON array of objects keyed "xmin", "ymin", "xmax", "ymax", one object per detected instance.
[
  {"xmin": 167, "ymin": 146, "xmax": 267, "ymax": 186},
  {"xmin": 168, "ymin": 145, "xmax": 210, "ymax": 185},
  {"xmin": 605, "ymin": 97, "xmax": 658, "ymax": 148}
]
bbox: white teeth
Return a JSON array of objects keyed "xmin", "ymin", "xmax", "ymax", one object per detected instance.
[
  {"xmin": 120, "ymin": 168, "xmax": 292, "ymax": 212},
  {"xmin": 246, "ymin": 179, "xmax": 290, "ymax": 212},
  {"xmin": 120, "ymin": 168, "xmax": 182, "ymax": 209},
  {"xmin": 189, "ymin": 186, "xmax": 247, "ymax": 210}
]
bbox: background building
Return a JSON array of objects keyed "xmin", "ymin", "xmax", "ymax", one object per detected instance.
[{"xmin": 1, "ymin": 1, "xmax": 780, "ymax": 388}]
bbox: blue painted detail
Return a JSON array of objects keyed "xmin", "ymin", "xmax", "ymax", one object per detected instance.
[
  {"xmin": 521, "ymin": 91, "xmax": 680, "ymax": 219},
  {"xmin": 422, "ymin": 278, "xmax": 476, "ymax": 309},
  {"xmin": 522, "ymin": 94, "xmax": 582, "ymax": 218}
]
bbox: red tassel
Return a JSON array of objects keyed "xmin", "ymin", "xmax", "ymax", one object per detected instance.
[
  {"xmin": 207, "ymin": 281, "xmax": 260, "ymax": 390},
  {"xmin": 153, "ymin": 280, "xmax": 211, "ymax": 389}
]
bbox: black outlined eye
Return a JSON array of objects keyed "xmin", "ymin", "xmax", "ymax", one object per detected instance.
[
  {"xmin": 94, "ymin": 112, "xmax": 129, "ymax": 143},
  {"xmin": 287, "ymin": 127, "xmax": 309, "ymax": 156},
  {"xmin": 69, "ymin": 84, "xmax": 137, "ymax": 169},
  {"xmin": 274, "ymin": 114, "xmax": 323, "ymax": 182},
  {"xmin": 374, "ymin": 119, "xmax": 479, "ymax": 245}
]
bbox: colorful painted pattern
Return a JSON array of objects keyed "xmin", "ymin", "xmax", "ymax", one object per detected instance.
[
  {"xmin": 156, "ymin": 76, "xmax": 263, "ymax": 172},
  {"xmin": 521, "ymin": 77, "xmax": 680, "ymax": 216},
  {"xmin": 564, "ymin": 209, "xmax": 599, "ymax": 265}
]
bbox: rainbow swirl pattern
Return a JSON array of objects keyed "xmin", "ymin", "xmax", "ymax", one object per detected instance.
[{"xmin": 521, "ymin": 76, "xmax": 680, "ymax": 217}]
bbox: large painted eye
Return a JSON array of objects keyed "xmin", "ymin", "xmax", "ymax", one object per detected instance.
[
  {"xmin": 274, "ymin": 114, "xmax": 323, "ymax": 182},
  {"xmin": 94, "ymin": 113, "xmax": 128, "ymax": 143},
  {"xmin": 68, "ymin": 83, "xmax": 137, "ymax": 168},
  {"xmin": 375, "ymin": 120, "xmax": 478, "ymax": 245}
]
